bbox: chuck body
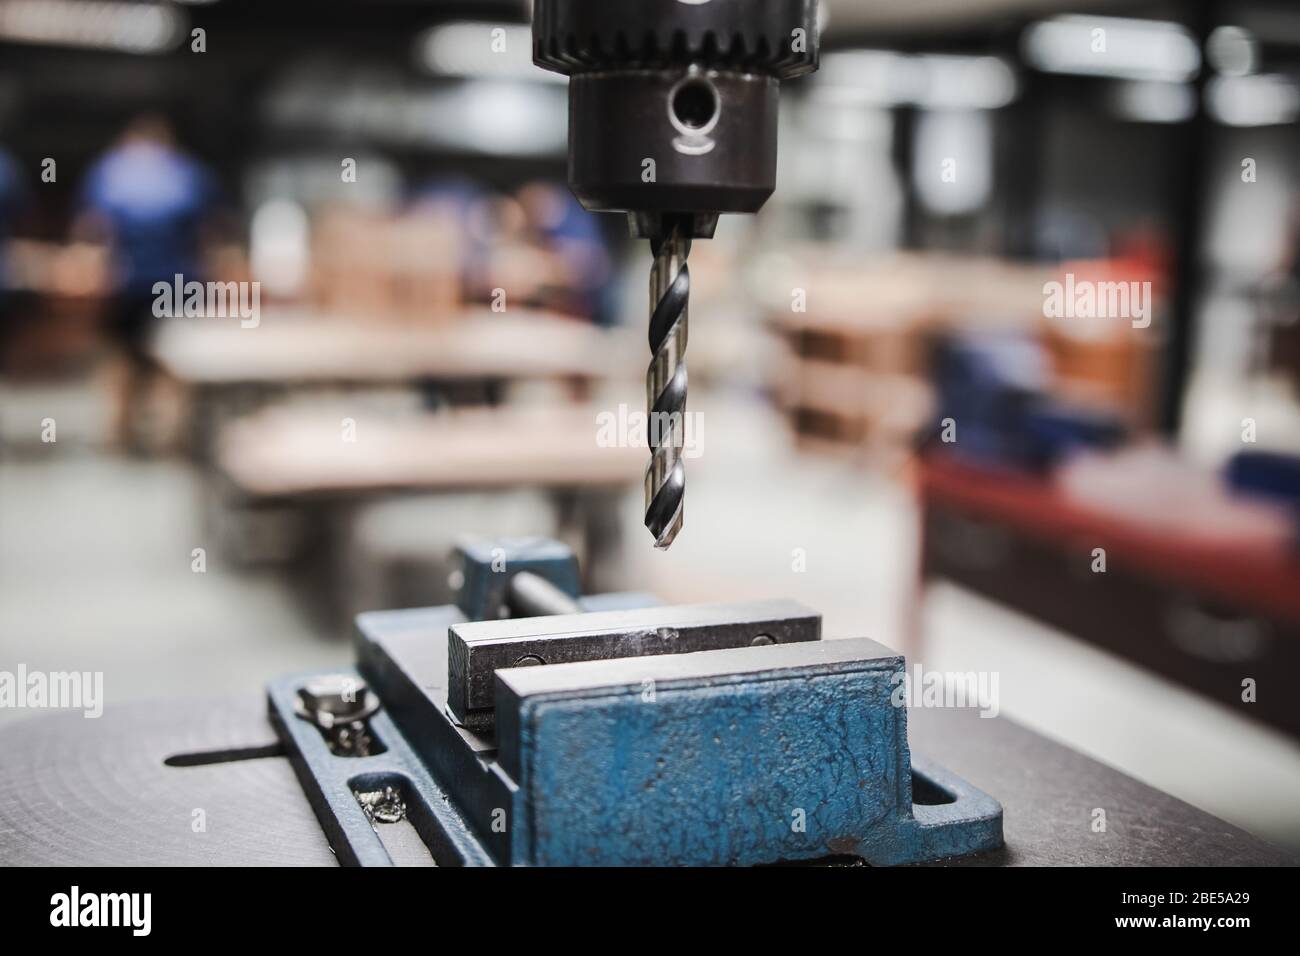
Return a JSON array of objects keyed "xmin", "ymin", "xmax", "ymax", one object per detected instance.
[{"xmin": 534, "ymin": 0, "xmax": 819, "ymax": 228}]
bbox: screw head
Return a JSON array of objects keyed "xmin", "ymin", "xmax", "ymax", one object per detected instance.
[{"xmin": 297, "ymin": 675, "xmax": 371, "ymax": 723}]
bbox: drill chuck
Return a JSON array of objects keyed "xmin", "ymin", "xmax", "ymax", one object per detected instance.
[
  {"xmin": 565, "ymin": 69, "xmax": 779, "ymax": 217},
  {"xmin": 534, "ymin": 0, "xmax": 819, "ymax": 220}
]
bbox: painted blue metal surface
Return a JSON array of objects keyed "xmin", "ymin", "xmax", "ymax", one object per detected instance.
[
  {"xmin": 271, "ymin": 542, "xmax": 1003, "ymax": 866},
  {"xmin": 267, "ymin": 668, "xmax": 494, "ymax": 867},
  {"xmin": 454, "ymin": 537, "xmax": 580, "ymax": 620},
  {"xmin": 494, "ymin": 637, "xmax": 1003, "ymax": 866}
]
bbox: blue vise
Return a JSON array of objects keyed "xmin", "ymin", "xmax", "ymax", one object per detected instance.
[{"xmin": 269, "ymin": 539, "xmax": 1003, "ymax": 866}]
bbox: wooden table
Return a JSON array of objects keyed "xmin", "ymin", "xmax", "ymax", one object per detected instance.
[
  {"xmin": 215, "ymin": 405, "xmax": 643, "ymax": 500},
  {"xmin": 210, "ymin": 405, "xmax": 645, "ymax": 600},
  {"xmin": 151, "ymin": 308, "xmax": 637, "ymax": 386},
  {"xmin": 914, "ymin": 455, "xmax": 1300, "ymax": 739},
  {"xmin": 149, "ymin": 308, "xmax": 640, "ymax": 459}
]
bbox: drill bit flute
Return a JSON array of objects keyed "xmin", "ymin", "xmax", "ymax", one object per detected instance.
[
  {"xmin": 533, "ymin": 0, "xmax": 819, "ymax": 548},
  {"xmin": 645, "ymin": 221, "xmax": 690, "ymax": 547}
]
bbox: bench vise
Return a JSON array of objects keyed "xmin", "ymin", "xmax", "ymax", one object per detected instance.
[{"xmin": 269, "ymin": 538, "xmax": 1003, "ymax": 865}]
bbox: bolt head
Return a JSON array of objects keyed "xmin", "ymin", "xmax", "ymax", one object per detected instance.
[{"xmin": 298, "ymin": 675, "xmax": 370, "ymax": 720}]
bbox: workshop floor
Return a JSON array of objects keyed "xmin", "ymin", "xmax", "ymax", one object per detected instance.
[
  {"xmin": 3, "ymin": 375, "xmax": 1299, "ymax": 853},
  {"xmin": 0, "ymin": 377, "xmax": 348, "ymax": 727}
]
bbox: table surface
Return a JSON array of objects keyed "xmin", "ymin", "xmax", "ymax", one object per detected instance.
[
  {"xmin": 215, "ymin": 406, "xmax": 645, "ymax": 500},
  {"xmin": 1, "ymin": 690, "xmax": 1291, "ymax": 866},
  {"xmin": 920, "ymin": 457, "xmax": 1300, "ymax": 626},
  {"xmin": 150, "ymin": 309, "xmax": 639, "ymax": 385}
]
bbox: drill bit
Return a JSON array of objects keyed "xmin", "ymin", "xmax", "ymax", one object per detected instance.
[{"xmin": 644, "ymin": 221, "xmax": 690, "ymax": 549}]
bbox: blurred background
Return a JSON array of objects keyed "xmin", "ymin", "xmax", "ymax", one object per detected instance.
[{"xmin": 2, "ymin": 0, "xmax": 1299, "ymax": 850}]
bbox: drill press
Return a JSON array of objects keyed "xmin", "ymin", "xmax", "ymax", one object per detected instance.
[{"xmin": 533, "ymin": 0, "xmax": 820, "ymax": 548}]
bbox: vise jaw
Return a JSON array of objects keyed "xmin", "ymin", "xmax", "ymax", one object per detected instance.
[
  {"xmin": 268, "ymin": 541, "xmax": 1002, "ymax": 866},
  {"xmin": 491, "ymin": 634, "xmax": 1003, "ymax": 866}
]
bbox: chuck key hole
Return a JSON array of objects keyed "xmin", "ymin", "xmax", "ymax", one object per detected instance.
[{"xmin": 671, "ymin": 79, "xmax": 718, "ymax": 131}]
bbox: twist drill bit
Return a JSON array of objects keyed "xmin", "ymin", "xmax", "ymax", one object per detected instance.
[{"xmin": 645, "ymin": 223, "xmax": 691, "ymax": 548}]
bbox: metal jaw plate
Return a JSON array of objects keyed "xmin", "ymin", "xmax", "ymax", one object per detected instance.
[
  {"xmin": 268, "ymin": 598, "xmax": 1003, "ymax": 866},
  {"xmin": 448, "ymin": 598, "xmax": 821, "ymax": 729}
]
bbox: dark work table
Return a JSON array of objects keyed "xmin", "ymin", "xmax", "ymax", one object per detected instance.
[{"xmin": 1, "ymin": 693, "xmax": 1292, "ymax": 866}]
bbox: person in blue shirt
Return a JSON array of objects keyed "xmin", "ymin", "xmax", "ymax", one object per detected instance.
[
  {"xmin": 515, "ymin": 181, "xmax": 617, "ymax": 326},
  {"xmin": 76, "ymin": 114, "xmax": 219, "ymax": 450}
]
